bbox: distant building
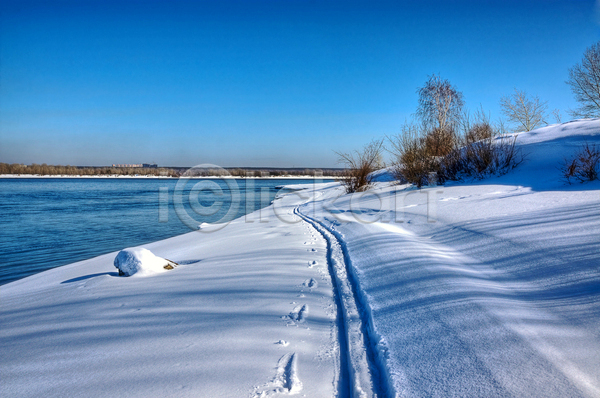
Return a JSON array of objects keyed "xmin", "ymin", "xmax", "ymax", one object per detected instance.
[
  {"xmin": 112, "ymin": 164, "xmax": 142, "ymax": 168},
  {"xmin": 111, "ymin": 163, "xmax": 157, "ymax": 168}
]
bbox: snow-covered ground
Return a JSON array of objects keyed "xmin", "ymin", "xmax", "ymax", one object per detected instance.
[
  {"xmin": 1, "ymin": 120, "xmax": 599, "ymax": 397},
  {"xmin": 0, "ymin": 191, "xmax": 338, "ymax": 398}
]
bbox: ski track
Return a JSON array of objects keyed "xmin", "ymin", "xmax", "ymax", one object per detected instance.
[{"xmin": 296, "ymin": 206, "xmax": 391, "ymax": 398}]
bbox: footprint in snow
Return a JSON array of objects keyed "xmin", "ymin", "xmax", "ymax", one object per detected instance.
[
  {"xmin": 251, "ymin": 353, "xmax": 302, "ymax": 397},
  {"xmin": 302, "ymin": 278, "xmax": 318, "ymax": 288},
  {"xmin": 288, "ymin": 304, "xmax": 308, "ymax": 323}
]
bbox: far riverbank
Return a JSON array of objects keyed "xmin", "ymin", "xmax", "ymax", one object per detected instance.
[{"xmin": 0, "ymin": 174, "xmax": 343, "ymax": 179}]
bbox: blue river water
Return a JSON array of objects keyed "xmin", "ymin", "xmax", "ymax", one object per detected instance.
[{"xmin": 0, "ymin": 178, "xmax": 326, "ymax": 285}]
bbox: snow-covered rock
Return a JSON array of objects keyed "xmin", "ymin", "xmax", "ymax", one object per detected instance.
[{"xmin": 114, "ymin": 248, "xmax": 173, "ymax": 277}]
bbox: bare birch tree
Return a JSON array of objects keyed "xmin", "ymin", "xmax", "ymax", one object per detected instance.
[
  {"xmin": 499, "ymin": 89, "xmax": 548, "ymax": 132},
  {"xmin": 416, "ymin": 74, "xmax": 464, "ymax": 130},
  {"xmin": 552, "ymin": 109, "xmax": 562, "ymax": 124},
  {"xmin": 566, "ymin": 41, "xmax": 600, "ymax": 118}
]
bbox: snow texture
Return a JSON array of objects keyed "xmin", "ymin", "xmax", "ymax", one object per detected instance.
[
  {"xmin": 1, "ymin": 119, "xmax": 599, "ymax": 397},
  {"xmin": 296, "ymin": 118, "xmax": 600, "ymax": 397}
]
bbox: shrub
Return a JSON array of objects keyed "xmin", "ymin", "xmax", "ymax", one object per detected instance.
[
  {"xmin": 396, "ymin": 152, "xmax": 440, "ymax": 188},
  {"xmin": 390, "ymin": 119, "xmax": 524, "ymax": 187},
  {"xmin": 388, "ymin": 78, "xmax": 524, "ymax": 188},
  {"xmin": 336, "ymin": 139, "xmax": 384, "ymax": 193},
  {"xmin": 440, "ymin": 132, "xmax": 522, "ymax": 182},
  {"xmin": 561, "ymin": 142, "xmax": 600, "ymax": 183},
  {"xmin": 424, "ymin": 126, "xmax": 456, "ymax": 157},
  {"xmin": 390, "ymin": 124, "xmax": 462, "ymax": 187},
  {"xmin": 466, "ymin": 122, "xmax": 493, "ymax": 144},
  {"xmin": 388, "ymin": 122, "xmax": 445, "ymax": 188}
]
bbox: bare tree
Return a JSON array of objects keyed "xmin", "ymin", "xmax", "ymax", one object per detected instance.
[
  {"xmin": 499, "ymin": 89, "xmax": 548, "ymax": 132},
  {"xmin": 387, "ymin": 121, "xmax": 424, "ymax": 164},
  {"xmin": 552, "ymin": 109, "xmax": 562, "ymax": 124},
  {"xmin": 458, "ymin": 105, "xmax": 493, "ymax": 144},
  {"xmin": 335, "ymin": 139, "xmax": 384, "ymax": 193},
  {"xmin": 566, "ymin": 41, "xmax": 600, "ymax": 118},
  {"xmin": 416, "ymin": 74, "xmax": 464, "ymax": 130}
]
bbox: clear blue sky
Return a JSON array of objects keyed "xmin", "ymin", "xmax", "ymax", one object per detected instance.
[{"xmin": 1, "ymin": 0, "xmax": 598, "ymax": 168}]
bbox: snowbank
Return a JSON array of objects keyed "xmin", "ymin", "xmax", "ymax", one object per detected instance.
[
  {"xmin": 297, "ymin": 119, "xmax": 600, "ymax": 397},
  {"xmin": 113, "ymin": 248, "xmax": 175, "ymax": 276},
  {"xmin": 368, "ymin": 166, "xmax": 396, "ymax": 182},
  {"xmin": 0, "ymin": 188, "xmax": 337, "ymax": 398}
]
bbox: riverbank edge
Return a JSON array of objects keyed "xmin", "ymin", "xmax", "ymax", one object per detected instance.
[{"xmin": 0, "ymin": 174, "xmax": 343, "ymax": 179}]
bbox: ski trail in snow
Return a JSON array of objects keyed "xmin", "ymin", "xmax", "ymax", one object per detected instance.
[{"xmin": 296, "ymin": 206, "xmax": 385, "ymax": 398}]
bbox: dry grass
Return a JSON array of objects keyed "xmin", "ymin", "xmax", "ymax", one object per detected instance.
[
  {"xmin": 336, "ymin": 139, "xmax": 384, "ymax": 193},
  {"xmin": 561, "ymin": 142, "xmax": 600, "ymax": 184}
]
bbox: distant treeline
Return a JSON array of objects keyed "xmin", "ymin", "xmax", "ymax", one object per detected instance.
[
  {"xmin": 0, "ymin": 163, "xmax": 345, "ymax": 177},
  {"xmin": 192, "ymin": 167, "xmax": 345, "ymax": 177},
  {"xmin": 0, "ymin": 163, "xmax": 180, "ymax": 177}
]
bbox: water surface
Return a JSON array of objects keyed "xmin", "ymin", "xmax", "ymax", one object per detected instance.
[{"xmin": 0, "ymin": 178, "xmax": 324, "ymax": 285}]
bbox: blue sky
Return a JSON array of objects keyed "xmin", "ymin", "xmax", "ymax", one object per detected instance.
[{"xmin": 1, "ymin": 0, "xmax": 598, "ymax": 168}]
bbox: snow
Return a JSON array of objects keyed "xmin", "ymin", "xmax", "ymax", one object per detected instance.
[
  {"xmin": 113, "ymin": 248, "xmax": 175, "ymax": 276},
  {"xmin": 296, "ymin": 119, "xmax": 600, "ymax": 397},
  {"xmin": 1, "ymin": 119, "xmax": 600, "ymax": 397},
  {"xmin": 0, "ymin": 192, "xmax": 338, "ymax": 398},
  {"xmin": 368, "ymin": 167, "xmax": 396, "ymax": 183}
]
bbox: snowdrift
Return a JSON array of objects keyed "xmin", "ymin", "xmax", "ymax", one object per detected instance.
[
  {"xmin": 297, "ymin": 119, "xmax": 600, "ymax": 397},
  {"xmin": 0, "ymin": 119, "xmax": 599, "ymax": 398},
  {"xmin": 113, "ymin": 248, "xmax": 176, "ymax": 276}
]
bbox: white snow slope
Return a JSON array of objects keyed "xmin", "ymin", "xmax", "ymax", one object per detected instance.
[
  {"xmin": 1, "ymin": 119, "xmax": 599, "ymax": 397},
  {"xmin": 297, "ymin": 119, "xmax": 600, "ymax": 397},
  {"xmin": 0, "ymin": 194, "xmax": 339, "ymax": 398}
]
